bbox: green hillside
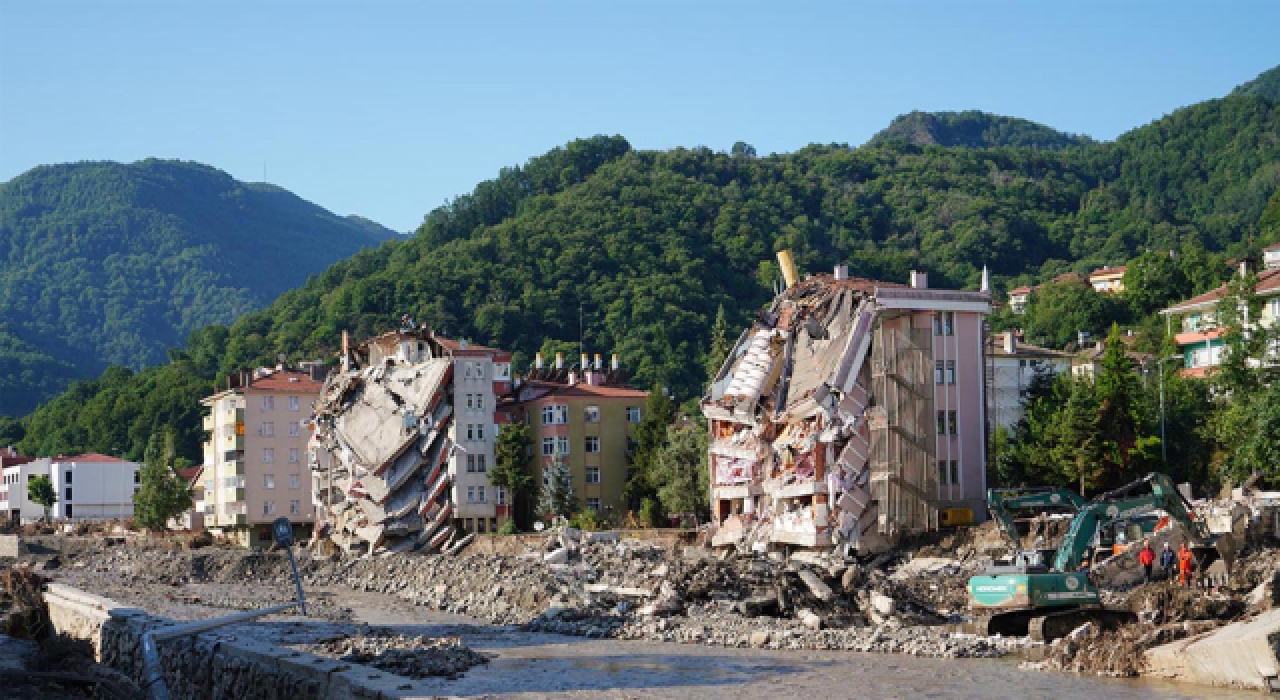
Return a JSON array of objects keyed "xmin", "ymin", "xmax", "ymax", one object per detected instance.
[
  {"xmin": 13, "ymin": 66, "xmax": 1280, "ymax": 462},
  {"xmin": 0, "ymin": 159, "xmax": 396, "ymax": 414},
  {"xmin": 1231, "ymin": 64, "xmax": 1280, "ymax": 101},
  {"xmin": 866, "ymin": 110, "xmax": 1090, "ymax": 151}
]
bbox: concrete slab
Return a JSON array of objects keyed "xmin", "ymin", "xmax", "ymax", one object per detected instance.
[{"xmin": 1145, "ymin": 607, "xmax": 1280, "ymax": 690}]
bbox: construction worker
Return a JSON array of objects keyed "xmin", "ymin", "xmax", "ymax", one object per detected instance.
[
  {"xmin": 1138, "ymin": 539, "xmax": 1155, "ymax": 584},
  {"xmin": 1177, "ymin": 541, "xmax": 1195, "ymax": 587},
  {"xmin": 1160, "ymin": 542, "xmax": 1176, "ymax": 581}
]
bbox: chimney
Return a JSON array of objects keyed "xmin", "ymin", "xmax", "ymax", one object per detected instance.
[
  {"xmin": 611, "ymin": 354, "xmax": 620, "ymax": 371},
  {"xmin": 776, "ymin": 250, "xmax": 799, "ymax": 289},
  {"xmin": 535, "ymin": 352, "xmax": 544, "ymax": 369},
  {"xmin": 909, "ymin": 270, "xmax": 928, "ymax": 289},
  {"xmin": 834, "ymin": 264, "xmax": 849, "ymax": 281},
  {"xmin": 980, "ymin": 265, "xmax": 990, "ymax": 294},
  {"xmin": 593, "ymin": 353, "xmax": 602, "ymax": 370},
  {"xmin": 1003, "ymin": 332, "xmax": 1016, "ymax": 355},
  {"xmin": 555, "ymin": 353, "xmax": 564, "ymax": 370}
]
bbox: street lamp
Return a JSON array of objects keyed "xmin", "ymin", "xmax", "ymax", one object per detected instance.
[{"xmin": 1156, "ymin": 354, "xmax": 1183, "ymax": 468}]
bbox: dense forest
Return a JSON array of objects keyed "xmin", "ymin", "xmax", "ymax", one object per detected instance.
[
  {"xmin": 0, "ymin": 159, "xmax": 396, "ymax": 414},
  {"xmin": 866, "ymin": 110, "xmax": 1091, "ymax": 151},
  {"xmin": 8, "ymin": 66, "xmax": 1280, "ymax": 468}
]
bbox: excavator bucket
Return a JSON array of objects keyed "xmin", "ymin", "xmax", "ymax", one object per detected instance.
[{"xmin": 1203, "ymin": 533, "xmax": 1237, "ymax": 587}]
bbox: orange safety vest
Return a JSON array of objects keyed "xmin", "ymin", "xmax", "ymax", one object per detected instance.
[{"xmin": 1177, "ymin": 548, "xmax": 1194, "ymax": 571}]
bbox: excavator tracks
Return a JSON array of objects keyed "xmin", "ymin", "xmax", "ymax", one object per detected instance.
[{"xmin": 1028, "ymin": 608, "xmax": 1137, "ymax": 642}]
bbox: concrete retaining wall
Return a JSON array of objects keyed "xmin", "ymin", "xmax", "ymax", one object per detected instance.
[
  {"xmin": 44, "ymin": 583, "xmax": 419, "ymax": 699},
  {"xmin": 1145, "ymin": 607, "xmax": 1280, "ymax": 691}
]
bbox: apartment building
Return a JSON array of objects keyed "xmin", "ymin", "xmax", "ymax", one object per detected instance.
[
  {"xmin": 703, "ymin": 257, "xmax": 991, "ymax": 552},
  {"xmin": 1, "ymin": 448, "xmax": 46, "ymax": 524},
  {"xmin": 1160, "ymin": 265, "xmax": 1280, "ymax": 378},
  {"xmin": 201, "ymin": 366, "xmax": 323, "ymax": 547},
  {"xmin": 511, "ymin": 353, "xmax": 646, "ymax": 526},
  {"xmin": 1089, "ymin": 266, "xmax": 1127, "ymax": 293},
  {"xmin": 48, "ymin": 453, "xmax": 140, "ymax": 521},
  {"xmin": 985, "ymin": 332, "xmax": 1072, "ymax": 433}
]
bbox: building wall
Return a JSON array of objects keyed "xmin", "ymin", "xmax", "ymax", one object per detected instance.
[
  {"xmin": 450, "ymin": 354, "xmax": 498, "ymax": 528},
  {"xmin": 927, "ymin": 308, "xmax": 987, "ymax": 510},
  {"xmin": 989, "ymin": 356, "xmax": 1071, "ymax": 431},
  {"xmin": 522, "ymin": 389, "xmax": 642, "ymax": 522},
  {"xmin": 241, "ymin": 389, "xmax": 314, "ymax": 529},
  {"xmin": 2, "ymin": 459, "xmax": 52, "ymax": 523},
  {"xmin": 49, "ymin": 458, "xmax": 140, "ymax": 520}
]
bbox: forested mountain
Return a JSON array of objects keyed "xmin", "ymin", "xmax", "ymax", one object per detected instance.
[
  {"xmin": 1232, "ymin": 64, "xmax": 1280, "ymax": 101},
  {"xmin": 0, "ymin": 159, "xmax": 396, "ymax": 414},
  {"xmin": 11, "ymin": 66, "xmax": 1280, "ymax": 463},
  {"xmin": 865, "ymin": 110, "xmax": 1089, "ymax": 151}
]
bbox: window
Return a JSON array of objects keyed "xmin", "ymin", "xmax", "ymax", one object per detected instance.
[
  {"xmin": 289, "ymin": 473, "xmax": 299, "ymax": 490},
  {"xmin": 477, "ymin": 486, "xmax": 486, "ymax": 503},
  {"xmin": 948, "ymin": 410, "xmax": 958, "ymax": 435},
  {"xmin": 937, "ymin": 410, "xmax": 946, "ymax": 435},
  {"xmin": 943, "ymin": 312, "xmax": 955, "ymax": 336},
  {"xmin": 933, "ymin": 313, "xmax": 943, "ymax": 336},
  {"xmin": 464, "ymin": 363, "xmax": 473, "ymax": 379},
  {"xmin": 626, "ymin": 438, "xmax": 638, "ymax": 455},
  {"xmin": 65, "ymin": 487, "xmax": 73, "ymax": 501},
  {"xmin": 133, "ymin": 470, "xmax": 141, "ymax": 484},
  {"xmin": 556, "ymin": 436, "xmax": 570, "ymax": 455},
  {"xmin": 938, "ymin": 460, "xmax": 948, "ymax": 485},
  {"xmin": 497, "ymin": 487, "xmax": 507, "ymax": 505},
  {"xmin": 626, "ymin": 406, "xmax": 641, "ymax": 423},
  {"xmin": 264, "ymin": 474, "xmax": 275, "ymax": 489},
  {"xmin": 586, "ymin": 467, "xmax": 600, "ymax": 483},
  {"xmin": 263, "ymin": 396, "xmax": 275, "ymax": 411},
  {"xmin": 587, "ymin": 497, "xmax": 601, "ymax": 512},
  {"xmin": 66, "ymin": 471, "xmax": 72, "ymax": 484},
  {"xmin": 477, "ymin": 455, "xmax": 486, "ymax": 472},
  {"xmin": 934, "ymin": 361, "xmax": 944, "ymax": 385},
  {"xmin": 584, "ymin": 405, "xmax": 600, "ymax": 423},
  {"xmin": 289, "ymin": 396, "xmax": 299, "ymax": 411},
  {"xmin": 495, "ymin": 363, "xmax": 510, "ymax": 379},
  {"xmin": 205, "ymin": 479, "xmax": 214, "ymax": 493},
  {"xmin": 585, "ymin": 436, "xmax": 600, "ymax": 453},
  {"xmin": 466, "ymin": 394, "xmax": 475, "ymax": 410},
  {"xmin": 950, "ymin": 460, "xmax": 959, "ymax": 485},
  {"xmin": 467, "ymin": 454, "xmax": 477, "ymax": 472},
  {"xmin": 946, "ymin": 360, "xmax": 956, "ymax": 385},
  {"xmin": 261, "ymin": 422, "xmax": 275, "ymax": 437},
  {"xmin": 542, "ymin": 438, "xmax": 555, "ymax": 457},
  {"xmin": 66, "ymin": 504, "xmax": 73, "ymax": 518},
  {"xmin": 467, "ymin": 486, "xmax": 476, "ymax": 503},
  {"xmin": 263, "ymin": 448, "xmax": 275, "ymax": 463},
  {"xmin": 477, "ymin": 518, "xmax": 487, "ymax": 533},
  {"xmin": 263, "ymin": 500, "xmax": 276, "ymax": 515},
  {"xmin": 477, "ymin": 424, "xmax": 485, "ymax": 441},
  {"xmin": 476, "ymin": 394, "xmax": 484, "ymax": 411},
  {"xmin": 542, "ymin": 405, "xmax": 568, "ymax": 424},
  {"xmin": 289, "ymin": 422, "xmax": 300, "ymax": 437},
  {"xmin": 289, "ymin": 448, "xmax": 299, "ymax": 464},
  {"xmin": 475, "ymin": 362, "xmax": 484, "ymax": 379},
  {"xmin": 289, "ymin": 500, "xmax": 300, "ymax": 515}
]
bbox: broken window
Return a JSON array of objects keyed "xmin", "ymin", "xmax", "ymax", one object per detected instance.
[
  {"xmin": 584, "ymin": 405, "xmax": 600, "ymax": 423},
  {"xmin": 946, "ymin": 360, "xmax": 956, "ymax": 384},
  {"xmin": 586, "ymin": 467, "xmax": 600, "ymax": 483},
  {"xmin": 585, "ymin": 436, "xmax": 600, "ymax": 453}
]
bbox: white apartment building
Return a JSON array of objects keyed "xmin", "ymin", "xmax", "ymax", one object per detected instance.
[
  {"xmin": 49, "ymin": 453, "xmax": 141, "ymax": 520},
  {"xmin": 986, "ymin": 332, "xmax": 1072, "ymax": 433},
  {"xmin": 2, "ymin": 456, "xmax": 52, "ymax": 524}
]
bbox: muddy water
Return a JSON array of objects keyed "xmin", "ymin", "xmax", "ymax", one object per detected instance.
[{"xmin": 334, "ymin": 587, "xmax": 1255, "ymax": 700}]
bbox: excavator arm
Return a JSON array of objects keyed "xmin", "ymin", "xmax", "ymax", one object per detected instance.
[{"xmin": 987, "ymin": 487, "xmax": 1087, "ymax": 551}]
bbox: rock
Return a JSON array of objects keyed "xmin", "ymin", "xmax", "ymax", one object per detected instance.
[
  {"xmin": 798, "ymin": 608, "xmax": 823, "ymax": 630},
  {"xmin": 749, "ymin": 630, "xmax": 772, "ymax": 647},
  {"xmin": 798, "ymin": 568, "xmax": 834, "ymax": 602},
  {"xmin": 544, "ymin": 548, "xmax": 568, "ymax": 564},
  {"xmin": 871, "ymin": 592, "xmax": 895, "ymax": 617}
]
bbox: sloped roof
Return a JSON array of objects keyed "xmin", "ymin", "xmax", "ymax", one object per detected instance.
[
  {"xmin": 1089, "ymin": 265, "xmax": 1127, "ymax": 279},
  {"xmin": 1162, "ymin": 268, "xmax": 1280, "ymax": 314},
  {"xmin": 54, "ymin": 453, "xmax": 128, "ymax": 463}
]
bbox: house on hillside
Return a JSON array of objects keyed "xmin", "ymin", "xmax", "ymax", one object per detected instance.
[
  {"xmin": 1264, "ymin": 242, "xmax": 1280, "ymax": 270},
  {"xmin": 1089, "ymin": 266, "xmax": 1127, "ymax": 293},
  {"xmin": 1008, "ymin": 286, "xmax": 1033, "ymax": 314},
  {"xmin": 1159, "ymin": 264, "xmax": 1280, "ymax": 378},
  {"xmin": 1071, "ymin": 337, "xmax": 1153, "ymax": 381}
]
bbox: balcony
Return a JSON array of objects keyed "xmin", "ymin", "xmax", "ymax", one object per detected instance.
[
  {"xmin": 225, "ymin": 487, "xmax": 245, "ymax": 501},
  {"xmin": 222, "ymin": 460, "xmax": 245, "ymax": 475}
]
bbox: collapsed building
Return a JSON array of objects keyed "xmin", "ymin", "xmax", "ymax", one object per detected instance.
[
  {"xmin": 702, "ymin": 253, "xmax": 992, "ymax": 553},
  {"xmin": 308, "ymin": 328, "xmax": 513, "ymax": 555}
]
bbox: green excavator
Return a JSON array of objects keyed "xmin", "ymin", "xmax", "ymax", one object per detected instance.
[
  {"xmin": 986, "ymin": 487, "xmax": 1086, "ymax": 566},
  {"xmin": 968, "ymin": 472, "xmax": 1235, "ymax": 641}
]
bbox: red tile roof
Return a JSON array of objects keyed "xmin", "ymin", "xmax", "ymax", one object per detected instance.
[
  {"xmin": 1173, "ymin": 328, "xmax": 1227, "ymax": 346},
  {"xmin": 1008, "ymin": 285, "xmax": 1033, "ymax": 296},
  {"xmin": 1089, "ymin": 265, "xmax": 1127, "ymax": 278},
  {"xmin": 246, "ymin": 370, "xmax": 325, "ymax": 393},
  {"xmin": 55, "ymin": 453, "xmax": 128, "ymax": 463},
  {"xmin": 1265, "ymin": 242, "xmax": 1280, "ymax": 252},
  {"xmin": 176, "ymin": 466, "xmax": 203, "ymax": 484},
  {"xmin": 1163, "ymin": 268, "xmax": 1280, "ymax": 314},
  {"xmin": 525, "ymin": 380, "xmax": 649, "ymax": 400}
]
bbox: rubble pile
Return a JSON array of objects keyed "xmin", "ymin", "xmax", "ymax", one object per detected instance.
[
  {"xmin": 0, "ymin": 564, "xmax": 47, "ymax": 638},
  {"xmin": 302, "ymin": 628, "xmax": 488, "ymax": 679},
  {"xmin": 309, "ymin": 331, "xmax": 460, "ymax": 556}
]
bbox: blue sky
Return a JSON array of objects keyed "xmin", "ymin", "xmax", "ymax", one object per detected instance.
[{"xmin": 1, "ymin": 1, "xmax": 1277, "ymax": 233}]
